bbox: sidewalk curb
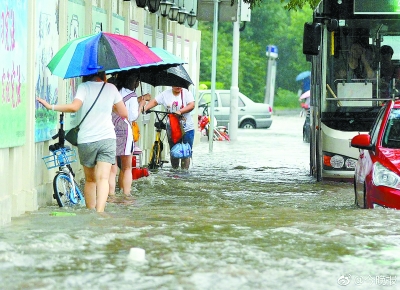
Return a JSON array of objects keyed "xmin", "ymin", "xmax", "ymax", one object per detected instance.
[{"xmin": 273, "ymin": 109, "xmax": 302, "ymax": 116}]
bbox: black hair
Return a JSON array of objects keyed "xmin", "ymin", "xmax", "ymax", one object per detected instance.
[
  {"xmin": 380, "ymin": 45, "xmax": 394, "ymax": 56},
  {"xmin": 114, "ymin": 71, "xmax": 140, "ymax": 91},
  {"xmin": 82, "ymin": 71, "xmax": 106, "ymax": 82}
]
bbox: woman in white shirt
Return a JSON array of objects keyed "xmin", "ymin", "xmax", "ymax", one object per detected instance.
[
  {"xmin": 37, "ymin": 71, "xmax": 128, "ymax": 212},
  {"xmin": 108, "ymin": 72, "xmax": 149, "ymax": 196},
  {"xmin": 144, "ymin": 86, "xmax": 195, "ymax": 169}
]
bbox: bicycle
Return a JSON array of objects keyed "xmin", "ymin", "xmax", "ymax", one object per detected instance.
[
  {"xmin": 42, "ymin": 112, "xmax": 85, "ymax": 207},
  {"xmin": 146, "ymin": 109, "xmax": 170, "ymax": 170},
  {"xmin": 198, "ymin": 102, "xmax": 230, "ymax": 141}
]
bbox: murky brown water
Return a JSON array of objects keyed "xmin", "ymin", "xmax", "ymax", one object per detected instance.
[{"xmin": 1, "ymin": 115, "xmax": 399, "ymax": 289}]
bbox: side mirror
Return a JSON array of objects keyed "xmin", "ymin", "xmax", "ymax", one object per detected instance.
[
  {"xmin": 303, "ymin": 22, "xmax": 321, "ymax": 56},
  {"xmin": 351, "ymin": 134, "xmax": 374, "ymax": 150}
]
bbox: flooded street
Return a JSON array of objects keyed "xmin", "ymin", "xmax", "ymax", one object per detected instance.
[{"xmin": 1, "ymin": 115, "xmax": 400, "ymax": 290}]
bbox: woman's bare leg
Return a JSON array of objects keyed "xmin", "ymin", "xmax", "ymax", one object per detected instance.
[
  {"xmin": 119, "ymin": 155, "xmax": 132, "ymax": 196},
  {"xmin": 181, "ymin": 158, "xmax": 190, "ymax": 170},
  {"xmin": 95, "ymin": 161, "xmax": 112, "ymax": 212},
  {"xmin": 83, "ymin": 166, "xmax": 96, "ymax": 209},
  {"xmin": 170, "ymin": 156, "xmax": 179, "ymax": 169},
  {"xmin": 108, "ymin": 161, "xmax": 118, "ymax": 196}
]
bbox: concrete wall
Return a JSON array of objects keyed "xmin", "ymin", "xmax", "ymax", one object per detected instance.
[{"xmin": 0, "ymin": 0, "xmax": 201, "ymax": 226}]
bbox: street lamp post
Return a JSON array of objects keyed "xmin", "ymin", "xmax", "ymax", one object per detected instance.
[
  {"xmin": 160, "ymin": 0, "xmax": 173, "ymax": 16},
  {"xmin": 135, "ymin": 0, "xmax": 147, "ymax": 8},
  {"xmin": 168, "ymin": 1, "xmax": 180, "ymax": 21},
  {"xmin": 148, "ymin": 0, "xmax": 161, "ymax": 13},
  {"xmin": 187, "ymin": 9, "xmax": 197, "ymax": 27},
  {"xmin": 177, "ymin": 4, "xmax": 188, "ymax": 24}
]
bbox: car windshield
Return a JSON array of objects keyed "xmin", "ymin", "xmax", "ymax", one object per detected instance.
[
  {"xmin": 199, "ymin": 93, "xmax": 218, "ymax": 107},
  {"xmin": 220, "ymin": 93, "xmax": 245, "ymax": 107},
  {"xmin": 382, "ymin": 108, "xmax": 400, "ymax": 149}
]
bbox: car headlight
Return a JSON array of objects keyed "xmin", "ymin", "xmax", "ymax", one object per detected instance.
[{"xmin": 372, "ymin": 162, "xmax": 400, "ymax": 189}]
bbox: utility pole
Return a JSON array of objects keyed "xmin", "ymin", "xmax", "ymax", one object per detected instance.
[
  {"xmin": 230, "ymin": 0, "xmax": 250, "ymax": 141},
  {"xmin": 197, "ymin": 0, "xmax": 240, "ymax": 151},
  {"xmin": 229, "ymin": 4, "xmax": 240, "ymax": 141},
  {"xmin": 209, "ymin": 0, "xmax": 219, "ymax": 152}
]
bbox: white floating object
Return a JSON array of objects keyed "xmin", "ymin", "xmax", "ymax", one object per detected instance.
[{"xmin": 128, "ymin": 247, "xmax": 146, "ymax": 261}]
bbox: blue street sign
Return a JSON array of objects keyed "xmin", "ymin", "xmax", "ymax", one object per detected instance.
[{"xmin": 266, "ymin": 45, "xmax": 278, "ymax": 59}]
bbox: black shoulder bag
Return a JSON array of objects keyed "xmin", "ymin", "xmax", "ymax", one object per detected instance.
[{"xmin": 65, "ymin": 82, "xmax": 106, "ymax": 146}]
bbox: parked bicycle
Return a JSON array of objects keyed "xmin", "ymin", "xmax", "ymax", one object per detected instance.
[
  {"xmin": 146, "ymin": 109, "xmax": 170, "ymax": 170},
  {"xmin": 198, "ymin": 102, "xmax": 230, "ymax": 141},
  {"xmin": 42, "ymin": 112, "xmax": 85, "ymax": 207}
]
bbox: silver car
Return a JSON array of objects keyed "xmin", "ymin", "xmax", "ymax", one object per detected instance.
[{"xmin": 198, "ymin": 90, "xmax": 273, "ymax": 129}]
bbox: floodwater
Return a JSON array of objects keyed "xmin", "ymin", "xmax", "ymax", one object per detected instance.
[{"xmin": 1, "ymin": 115, "xmax": 400, "ymax": 290}]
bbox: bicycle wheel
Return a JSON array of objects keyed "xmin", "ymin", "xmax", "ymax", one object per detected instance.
[
  {"xmin": 53, "ymin": 173, "xmax": 82, "ymax": 207},
  {"xmin": 157, "ymin": 141, "xmax": 164, "ymax": 167},
  {"xmin": 148, "ymin": 141, "xmax": 163, "ymax": 170}
]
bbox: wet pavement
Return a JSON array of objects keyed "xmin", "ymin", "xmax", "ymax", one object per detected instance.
[{"xmin": 1, "ymin": 115, "xmax": 400, "ymax": 290}]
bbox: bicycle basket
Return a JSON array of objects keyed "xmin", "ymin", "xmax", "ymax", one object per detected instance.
[{"xmin": 42, "ymin": 148, "xmax": 77, "ymax": 169}]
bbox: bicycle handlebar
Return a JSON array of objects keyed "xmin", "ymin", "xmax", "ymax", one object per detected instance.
[
  {"xmin": 145, "ymin": 109, "xmax": 179, "ymax": 115},
  {"xmin": 145, "ymin": 109, "xmax": 167, "ymax": 114},
  {"xmin": 198, "ymin": 102, "xmax": 211, "ymax": 108},
  {"xmin": 145, "ymin": 109, "xmax": 182, "ymax": 119},
  {"xmin": 49, "ymin": 112, "xmax": 67, "ymax": 152}
]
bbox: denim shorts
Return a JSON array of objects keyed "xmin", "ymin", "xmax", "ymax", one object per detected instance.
[
  {"xmin": 77, "ymin": 138, "xmax": 116, "ymax": 168},
  {"xmin": 182, "ymin": 129, "xmax": 195, "ymax": 149}
]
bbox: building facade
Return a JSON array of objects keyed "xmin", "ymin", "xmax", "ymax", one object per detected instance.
[{"xmin": 0, "ymin": 0, "xmax": 201, "ymax": 225}]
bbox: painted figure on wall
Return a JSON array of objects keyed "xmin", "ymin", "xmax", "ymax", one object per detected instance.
[
  {"xmin": 34, "ymin": 0, "xmax": 59, "ymax": 142},
  {"xmin": 0, "ymin": 0, "xmax": 28, "ymax": 148}
]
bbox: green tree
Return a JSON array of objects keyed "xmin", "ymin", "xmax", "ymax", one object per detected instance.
[
  {"xmin": 244, "ymin": 0, "xmax": 320, "ymax": 10},
  {"xmin": 199, "ymin": 0, "xmax": 313, "ymax": 104}
]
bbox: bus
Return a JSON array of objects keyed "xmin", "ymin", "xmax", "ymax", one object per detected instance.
[{"xmin": 303, "ymin": 0, "xmax": 400, "ymax": 181}]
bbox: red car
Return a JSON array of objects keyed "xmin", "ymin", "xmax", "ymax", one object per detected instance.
[{"xmin": 351, "ymin": 100, "xmax": 400, "ymax": 209}]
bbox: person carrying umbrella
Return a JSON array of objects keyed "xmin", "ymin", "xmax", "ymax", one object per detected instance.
[
  {"xmin": 37, "ymin": 71, "xmax": 128, "ymax": 213},
  {"xmin": 296, "ymin": 71, "xmax": 311, "ymax": 95},
  {"xmin": 38, "ymin": 32, "xmax": 165, "ymax": 212},
  {"xmin": 144, "ymin": 86, "xmax": 195, "ymax": 170},
  {"xmin": 107, "ymin": 71, "xmax": 150, "ymax": 197}
]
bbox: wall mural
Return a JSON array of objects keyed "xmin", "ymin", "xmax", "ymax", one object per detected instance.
[
  {"xmin": 112, "ymin": 13, "xmax": 124, "ymax": 35},
  {"xmin": 34, "ymin": 0, "xmax": 59, "ymax": 142},
  {"xmin": 0, "ymin": 0, "xmax": 28, "ymax": 148},
  {"xmin": 92, "ymin": 6, "xmax": 108, "ymax": 34},
  {"xmin": 64, "ymin": 0, "xmax": 85, "ymax": 130}
]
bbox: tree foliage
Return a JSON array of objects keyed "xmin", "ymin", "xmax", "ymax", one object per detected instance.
[
  {"xmin": 199, "ymin": 0, "xmax": 313, "ymax": 103},
  {"xmin": 243, "ymin": 0, "xmax": 320, "ymax": 10}
]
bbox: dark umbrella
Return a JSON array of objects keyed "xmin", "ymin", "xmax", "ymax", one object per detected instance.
[
  {"xmin": 138, "ymin": 65, "xmax": 193, "ymax": 89},
  {"xmin": 107, "ymin": 46, "xmax": 185, "ymax": 74}
]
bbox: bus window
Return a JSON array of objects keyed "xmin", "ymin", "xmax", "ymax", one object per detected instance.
[
  {"xmin": 302, "ymin": 0, "xmax": 400, "ymax": 181},
  {"xmin": 336, "ymin": 82, "xmax": 373, "ymax": 106}
]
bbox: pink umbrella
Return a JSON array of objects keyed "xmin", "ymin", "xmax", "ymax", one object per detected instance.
[{"xmin": 300, "ymin": 90, "xmax": 310, "ymax": 100}]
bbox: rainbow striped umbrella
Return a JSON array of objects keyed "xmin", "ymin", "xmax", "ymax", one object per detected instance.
[{"xmin": 47, "ymin": 32, "xmax": 162, "ymax": 79}]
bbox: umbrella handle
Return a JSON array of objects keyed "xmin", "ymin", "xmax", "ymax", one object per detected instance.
[{"xmin": 139, "ymin": 80, "xmax": 144, "ymax": 97}]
